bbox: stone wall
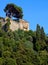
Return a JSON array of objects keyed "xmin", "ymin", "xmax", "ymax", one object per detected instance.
[
  {"xmin": 0, "ymin": 17, "xmax": 29, "ymax": 31},
  {"xmin": 10, "ymin": 19, "xmax": 29, "ymax": 31}
]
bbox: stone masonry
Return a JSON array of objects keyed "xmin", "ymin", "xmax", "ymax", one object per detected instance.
[{"xmin": 0, "ymin": 17, "xmax": 29, "ymax": 31}]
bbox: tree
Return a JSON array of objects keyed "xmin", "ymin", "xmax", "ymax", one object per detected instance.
[
  {"xmin": 40, "ymin": 27, "xmax": 45, "ymax": 41},
  {"xmin": 2, "ymin": 51, "xmax": 11, "ymax": 58},
  {"xmin": 4, "ymin": 3, "xmax": 23, "ymax": 19},
  {"xmin": 38, "ymin": 50, "xmax": 48, "ymax": 65},
  {"xmin": 4, "ymin": 18, "xmax": 10, "ymax": 32},
  {"xmin": 3, "ymin": 58, "xmax": 17, "ymax": 65},
  {"xmin": 0, "ymin": 22, "xmax": 2, "ymax": 30},
  {"xmin": 36, "ymin": 24, "xmax": 41, "ymax": 41},
  {"xmin": 35, "ymin": 25, "xmax": 46, "ymax": 51},
  {"xmin": 40, "ymin": 27, "xmax": 46, "ymax": 50},
  {"xmin": 0, "ymin": 58, "xmax": 3, "ymax": 65}
]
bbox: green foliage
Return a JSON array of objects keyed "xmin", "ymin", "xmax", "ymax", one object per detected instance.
[
  {"xmin": 3, "ymin": 58, "xmax": 17, "ymax": 65},
  {"xmin": 4, "ymin": 18, "xmax": 10, "ymax": 32},
  {"xmin": 4, "ymin": 3, "xmax": 23, "ymax": 19},
  {"xmin": 38, "ymin": 50, "xmax": 48, "ymax": 65},
  {"xmin": 34, "ymin": 24, "xmax": 46, "ymax": 51},
  {"xmin": 0, "ymin": 58, "xmax": 3, "ymax": 65},
  {"xmin": 0, "ymin": 22, "xmax": 2, "ymax": 29},
  {"xmin": 2, "ymin": 51, "xmax": 11, "ymax": 58},
  {"xmin": 0, "ymin": 23, "xmax": 48, "ymax": 65},
  {"xmin": 36, "ymin": 24, "xmax": 41, "ymax": 40},
  {"xmin": 0, "ymin": 3, "xmax": 47, "ymax": 65},
  {"xmin": 41, "ymin": 27, "xmax": 45, "ymax": 40}
]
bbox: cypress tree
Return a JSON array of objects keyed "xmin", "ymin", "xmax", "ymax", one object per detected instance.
[
  {"xmin": 36, "ymin": 24, "xmax": 41, "ymax": 41},
  {"xmin": 41, "ymin": 27, "xmax": 45, "ymax": 41}
]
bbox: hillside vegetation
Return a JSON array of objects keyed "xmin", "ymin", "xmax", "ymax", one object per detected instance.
[
  {"xmin": 0, "ymin": 3, "xmax": 48, "ymax": 65},
  {"xmin": 0, "ymin": 21, "xmax": 48, "ymax": 65}
]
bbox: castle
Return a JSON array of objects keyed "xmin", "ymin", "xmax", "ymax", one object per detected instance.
[{"xmin": 0, "ymin": 17, "xmax": 29, "ymax": 31}]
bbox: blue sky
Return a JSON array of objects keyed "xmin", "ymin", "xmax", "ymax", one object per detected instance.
[{"xmin": 0, "ymin": 0, "xmax": 48, "ymax": 33}]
